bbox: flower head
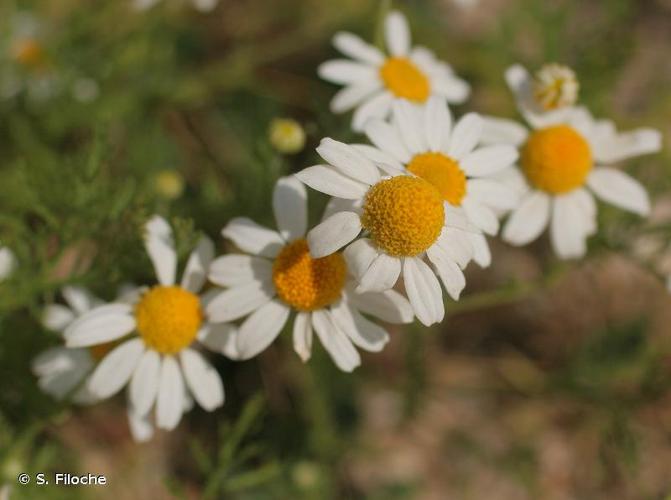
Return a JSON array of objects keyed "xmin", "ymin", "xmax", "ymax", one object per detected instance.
[
  {"xmin": 269, "ymin": 118, "xmax": 306, "ymax": 154},
  {"xmin": 319, "ymin": 10, "xmax": 469, "ymax": 131},
  {"xmin": 296, "ymin": 135, "xmax": 482, "ymax": 326},
  {"xmin": 480, "ymin": 65, "xmax": 662, "ymax": 258},
  {"xmin": 206, "ymin": 176, "xmax": 414, "ymax": 371},
  {"xmin": 63, "ymin": 216, "xmax": 233, "ymax": 441}
]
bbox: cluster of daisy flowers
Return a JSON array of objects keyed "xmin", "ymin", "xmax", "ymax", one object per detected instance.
[{"xmin": 21, "ymin": 9, "xmax": 663, "ymax": 442}]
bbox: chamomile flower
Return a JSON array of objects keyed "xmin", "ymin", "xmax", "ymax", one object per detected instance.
[
  {"xmin": 63, "ymin": 216, "xmax": 234, "ymax": 439},
  {"xmin": 32, "ymin": 287, "xmax": 113, "ymax": 404},
  {"xmin": 319, "ymin": 10, "xmax": 469, "ymax": 131},
  {"xmin": 360, "ymin": 97, "xmax": 519, "ymax": 267},
  {"xmin": 0, "ymin": 244, "xmax": 15, "ymax": 281},
  {"xmin": 481, "ymin": 66, "xmax": 662, "ymax": 258},
  {"xmin": 296, "ymin": 139, "xmax": 478, "ymax": 326},
  {"xmin": 133, "ymin": 0, "xmax": 219, "ymax": 12},
  {"xmin": 0, "ymin": 12, "xmax": 57, "ymax": 102},
  {"xmin": 206, "ymin": 176, "xmax": 414, "ymax": 372}
]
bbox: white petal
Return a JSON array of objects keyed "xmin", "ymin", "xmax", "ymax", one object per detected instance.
[
  {"xmin": 221, "ymin": 217, "xmax": 284, "ymax": 258},
  {"xmin": 273, "ymin": 176, "xmax": 308, "ymax": 241},
  {"xmin": 385, "ymin": 10, "xmax": 411, "ymax": 56},
  {"xmin": 321, "ymin": 197, "xmax": 363, "ymax": 221},
  {"xmin": 317, "ymin": 138, "xmax": 380, "ymax": 185},
  {"xmin": 572, "ymin": 188, "xmax": 597, "ymax": 235},
  {"xmin": 503, "ymin": 191, "xmax": 551, "ymax": 245},
  {"xmin": 0, "ymin": 246, "xmax": 15, "ymax": 281},
  {"xmin": 333, "ymin": 31, "xmax": 385, "ymax": 65},
  {"xmin": 330, "ymin": 299, "xmax": 389, "ymax": 352},
  {"xmin": 480, "ymin": 116, "xmax": 529, "ymax": 147},
  {"xmin": 424, "ymin": 96, "xmax": 452, "ymax": 152},
  {"xmin": 469, "ymin": 231, "xmax": 491, "ymax": 268},
  {"xmin": 204, "ymin": 281, "xmax": 274, "ymax": 323},
  {"xmin": 87, "ymin": 339, "xmax": 145, "ymax": 399},
  {"xmin": 365, "ymin": 119, "xmax": 412, "ymax": 163},
  {"xmin": 42, "ymin": 304, "xmax": 75, "ymax": 331},
  {"xmin": 180, "ymin": 236, "xmax": 215, "ymax": 293},
  {"xmin": 403, "ymin": 257, "xmax": 444, "ymax": 326},
  {"xmin": 293, "ymin": 312, "xmax": 313, "ymax": 362},
  {"xmin": 462, "ymin": 198, "xmax": 500, "ymax": 235},
  {"xmin": 180, "ymin": 349, "xmax": 224, "ymax": 411},
  {"xmin": 156, "ymin": 356, "xmax": 185, "ymax": 431},
  {"xmin": 351, "ymin": 144, "xmax": 405, "ymax": 175},
  {"xmin": 550, "ymin": 195, "xmax": 588, "ymax": 259},
  {"xmin": 64, "ymin": 303, "xmax": 135, "ymax": 348},
  {"xmin": 236, "ymin": 300, "xmax": 290, "ymax": 359},
  {"xmin": 192, "ymin": 0, "xmax": 218, "ymax": 12},
  {"xmin": 593, "ymin": 128, "xmax": 662, "ymax": 164},
  {"xmin": 352, "ymin": 91, "xmax": 394, "ymax": 132},
  {"xmin": 318, "ymin": 59, "xmax": 377, "ymax": 84},
  {"xmin": 129, "ymin": 349, "xmax": 161, "ymax": 416},
  {"xmin": 331, "ymin": 81, "xmax": 381, "ymax": 113},
  {"xmin": 426, "ymin": 244, "xmax": 466, "ymax": 300},
  {"xmin": 392, "ymin": 99, "xmax": 426, "ymax": 155},
  {"xmin": 343, "ymin": 238, "xmax": 379, "ymax": 282},
  {"xmin": 144, "ymin": 215, "xmax": 177, "ymax": 286},
  {"xmin": 356, "ymin": 253, "xmax": 401, "ymax": 293},
  {"xmin": 431, "ymin": 76, "xmax": 470, "ymax": 103},
  {"xmin": 62, "ymin": 286, "xmax": 96, "ymax": 315},
  {"xmin": 295, "ymin": 165, "xmax": 369, "ymax": 200},
  {"xmin": 348, "ymin": 288, "xmax": 414, "ymax": 324},
  {"xmin": 208, "ymin": 254, "xmax": 272, "ymax": 288},
  {"xmin": 32, "ymin": 347, "xmax": 92, "ymax": 399},
  {"xmin": 198, "ymin": 323, "xmax": 241, "ymax": 359},
  {"xmin": 436, "ymin": 227, "xmax": 473, "ymax": 269},
  {"xmin": 311, "ymin": 310, "xmax": 360, "ymax": 372},
  {"xmin": 307, "ymin": 211, "xmax": 362, "ymax": 258},
  {"xmin": 127, "ymin": 408, "xmax": 154, "ymax": 443},
  {"xmin": 587, "ymin": 167, "xmax": 650, "ymax": 216},
  {"xmin": 448, "ymin": 113, "xmax": 484, "ymax": 160},
  {"xmin": 466, "ymin": 179, "xmax": 519, "ymax": 212},
  {"xmin": 460, "ymin": 145, "xmax": 519, "ymax": 178}
]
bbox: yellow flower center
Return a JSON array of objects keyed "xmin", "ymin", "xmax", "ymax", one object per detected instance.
[
  {"xmin": 135, "ymin": 286, "xmax": 203, "ymax": 355},
  {"xmin": 379, "ymin": 57, "xmax": 430, "ymax": 102},
  {"xmin": 407, "ymin": 152, "xmax": 467, "ymax": 206},
  {"xmin": 361, "ymin": 176, "xmax": 444, "ymax": 257},
  {"xmin": 532, "ymin": 63, "xmax": 578, "ymax": 111},
  {"xmin": 272, "ymin": 239, "xmax": 346, "ymax": 311},
  {"xmin": 521, "ymin": 125, "xmax": 592, "ymax": 194},
  {"xmin": 11, "ymin": 38, "xmax": 46, "ymax": 69}
]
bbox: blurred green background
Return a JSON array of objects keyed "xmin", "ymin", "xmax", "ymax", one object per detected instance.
[{"xmin": 1, "ymin": 0, "xmax": 670, "ymax": 498}]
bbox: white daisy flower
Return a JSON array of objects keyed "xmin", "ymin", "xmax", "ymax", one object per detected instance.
[
  {"xmin": 318, "ymin": 9, "xmax": 470, "ymax": 132},
  {"xmin": 0, "ymin": 244, "xmax": 15, "ymax": 281},
  {"xmin": 32, "ymin": 286, "xmax": 105, "ymax": 405},
  {"xmin": 133, "ymin": 0, "xmax": 218, "ymax": 13},
  {"xmin": 206, "ymin": 176, "xmax": 414, "ymax": 372},
  {"xmin": 295, "ymin": 138, "xmax": 481, "ymax": 326},
  {"xmin": 63, "ymin": 216, "xmax": 233, "ymax": 440},
  {"xmin": 360, "ymin": 97, "xmax": 519, "ymax": 267},
  {"xmin": 481, "ymin": 66, "xmax": 662, "ymax": 258}
]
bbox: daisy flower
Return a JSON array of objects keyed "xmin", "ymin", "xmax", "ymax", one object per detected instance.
[
  {"xmin": 318, "ymin": 9, "xmax": 469, "ymax": 131},
  {"xmin": 63, "ymin": 216, "xmax": 234, "ymax": 440},
  {"xmin": 206, "ymin": 176, "xmax": 414, "ymax": 372},
  {"xmin": 360, "ymin": 97, "xmax": 519, "ymax": 267},
  {"xmin": 481, "ymin": 65, "xmax": 662, "ymax": 258},
  {"xmin": 295, "ymin": 138, "xmax": 481, "ymax": 326},
  {"xmin": 0, "ymin": 244, "xmax": 15, "ymax": 281}
]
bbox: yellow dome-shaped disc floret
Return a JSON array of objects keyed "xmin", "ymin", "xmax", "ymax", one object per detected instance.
[
  {"xmin": 135, "ymin": 286, "xmax": 203, "ymax": 355},
  {"xmin": 379, "ymin": 57, "xmax": 430, "ymax": 102},
  {"xmin": 521, "ymin": 125, "xmax": 592, "ymax": 194},
  {"xmin": 272, "ymin": 239, "xmax": 346, "ymax": 311},
  {"xmin": 361, "ymin": 176, "xmax": 444, "ymax": 257},
  {"xmin": 407, "ymin": 152, "xmax": 467, "ymax": 206},
  {"xmin": 11, "ymin": 39, "xmax": 46, "ymax": 69}
]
